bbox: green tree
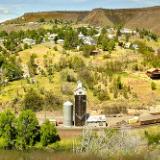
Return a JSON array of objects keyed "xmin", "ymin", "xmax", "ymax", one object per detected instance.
[
  {"xmin": 23, "ymin": 88, "xmax": 44, "ymax": 111},
  {"xmin": 28, "ymin": 54, "xmax": 38, "ymax": 76},
  {"xmin": 0, "ymin": 110, "xmax": 16, "ymax": 148},
  {"xmin": 102, "ymin": 39, "xmax": 115, "ymax": 53},
  {"xmin": 16, "ymin": 110, "xmax": 39, "ymax": 150},
  {"xmin": 64, "ymin": 29, "xmax": 79, "ymax": 49},
  {"xmin": 40, "ymin": 120, "xmax": 59, "ymax": 146}
]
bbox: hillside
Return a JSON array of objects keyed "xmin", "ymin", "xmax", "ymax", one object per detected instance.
[{"xmin": 4, "ymin": 6, "xmax": 160, "ymax": 34}]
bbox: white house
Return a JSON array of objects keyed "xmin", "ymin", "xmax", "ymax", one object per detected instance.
[
  {"xmin": 107, "ymin": 34, "xmax": 115, "ymax": 40},
  {"xmin": 23, "ymin": 38, "xmax": 35, "ymax": 46},
  {"xmin": 125, "ymin": 42, "xmax": 131, "ymax": 49},
  {"xmin": 120, "ymin": 28, "xmax": 136, "ymax": 34},
  {"xmin": 132, "ymin": 44, "xmax": 139, "ymax": 50},
  {"xmin": 86, "ymin": 115, "xmax": 107, "ymax": 127},
  {"xmin": 78, "ymin": 32, "xmax": 96, "ymax": 46},
  {"xmin": 78, "ymin": 32, "xmax": 85, "ymax": 40},
  {"xmin": 48, "ymin": 33, "xmax": 58, "ymax": 42},
  {"xmin": 57, "ymin": 39, "xmax": 64, "ymax": 45},
  {"xmin": 83, "ymin": 36, "xmax": 96, "ymax": 46}
]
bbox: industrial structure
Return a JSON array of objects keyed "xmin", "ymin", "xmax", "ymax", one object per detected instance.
[
  {"xmin": 63, "ymin": 101, "xmax": 73, "ymax": 127},
  {"xmin": 86, "ymin": 115, "xmax": 107, "ymax": 127},
  {"xmin": 63, "ymin": 81, "xmax": 107, "ymax": 127},
  {"xmin": 74, "ymin": 81, "xmax": 87, "ymax": 126}
]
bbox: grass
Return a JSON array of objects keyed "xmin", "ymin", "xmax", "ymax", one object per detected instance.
[{"xmin": 1, "ymin": 39, "xmax": 160, "ymax": 111}]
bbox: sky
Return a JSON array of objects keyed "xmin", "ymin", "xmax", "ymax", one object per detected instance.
[{"xmin": 0, "ymin": 0, "xmax": 160, "ymax": 22}]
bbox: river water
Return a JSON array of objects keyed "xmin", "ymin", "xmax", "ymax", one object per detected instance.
[{"xmin": 0, "ymin": 150, "xmax": 97, "ymax": 160}]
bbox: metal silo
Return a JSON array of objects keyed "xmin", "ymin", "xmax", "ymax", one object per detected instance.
[
  {"xmin": 63, "ymin": 101, "xmax": 73, "ymax": 127},
  {"xmin": 74, "ymin": 81, "xmax": 87, "ymax": 126}
]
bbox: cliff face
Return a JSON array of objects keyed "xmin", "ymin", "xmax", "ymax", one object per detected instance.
[{"xmin": 4, "ymin": 6, "xmax": 160, "ymax": 34}]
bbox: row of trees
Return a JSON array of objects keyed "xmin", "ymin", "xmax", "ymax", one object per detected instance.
[{"xmin": 0, "ymin": 110, "xmax": 59, "ymax": 150}]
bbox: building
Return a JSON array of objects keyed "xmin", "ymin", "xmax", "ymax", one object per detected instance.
[
  {"xmin": 86, "ymin": 115, "xmax": 107, "ymax": 127},
  {"xmin": 74, "ymin": 81, "xmax": 87, "ymax": 126},
  {"xmin": 120, "ymin": 28, "xmax": 136, "ymax": 35},
  {"xmin": 48, "ymin": 33, "xmax": 58, "ymax": 42},
  {"xmin": 107, "ymin": 34, "xmax": 115, "ymax": 40},
  {"xmin": 57, "ymin": 39, "xmax": 64, "ymax": 45},
  {"xmin": 146, "ymin": 68, "xmax": 160, "ymax": 79},
  {"xmin": 23, "ymin": 38, "xmax": 36, "ymax": 46},
  {"xmin": 78, "ymin": 32, "xmax": 96, "ymax": 46},
  {"xmin": 132, "ymin": 44, "xmax": 139, "ymax": 50},
  {"xmin": 90, "ymin": 50, "xmax": 99, "ymax": 56},
  {"xmin": 125, "ymin": 42, "xmax": 131, "ymax": 49}
]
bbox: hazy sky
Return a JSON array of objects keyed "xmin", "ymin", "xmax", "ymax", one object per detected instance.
[{"xmin": 0, "ymin": 0, "xmax": 160, "ymax": 22}]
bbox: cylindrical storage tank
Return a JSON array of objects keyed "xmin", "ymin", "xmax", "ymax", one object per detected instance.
[
  {"xmin": 74, "ymin": 81, "xmax": 87, "ymax": 126},
  {"xmin": 63, "ymin": 101, "xmax": 73, "ymax": 127}
]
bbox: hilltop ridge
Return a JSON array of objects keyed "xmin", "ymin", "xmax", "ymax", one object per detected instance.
[{"xmin": 4, "ymin": 6, "xmax": 160, "ymax": 34}]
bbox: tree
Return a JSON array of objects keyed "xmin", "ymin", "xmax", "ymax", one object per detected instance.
[
  {"xmin": 23, "ymin": 88, "xmax": 44, "ymax": 111},
  {"xmin": 16, "ymin": 110, "xmax": 39, "ymax": 150},
  {"xmin": 102, "ymin": 39, "xmax": 115, "ymax": 53},
  {"xmin": 28, "ymin": 54, "xmax": 38, "ymax": 76},
  {"xmin": 0, "ymin": 110, "xmax": 16, "ymax": 148},
  {"xmin": 64, "ymin": 29, "xmax": 79, "ymax": 49},
  {"xmin": 40, "ymin": 120, "xmax": 59, "ymax": 146},
  {"xmin": 82, "ymin": 45, "xmax": 96, "ymax": 57}
]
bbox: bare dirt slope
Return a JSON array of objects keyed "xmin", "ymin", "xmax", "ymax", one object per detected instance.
[{"xmin": 4, "ymin": 6, "xmax": 160, "ymax": 34}]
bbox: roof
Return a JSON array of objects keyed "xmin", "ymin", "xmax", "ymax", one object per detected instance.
[
  {"xmin": 86, "ymin": 115, "xmax": 106, "ymax": 123},
  {"xmin": 147, "ymin": 68, "xmax": 160, "ymax": 73},
  {"xmin": 139, "ymin": 114, "xmax": 160, "ymax": 122},
  {"xmin": 74, "ymin": 81, "xmax": 86, "ymax": 95}
]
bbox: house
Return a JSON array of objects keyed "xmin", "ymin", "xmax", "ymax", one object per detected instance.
[
  {"xmin": 132, "ymin": 44, "xmax": 139, "ymax": 50},
  {"xmin": 83, "ymin": 36, "xmax": 96, "ymax": 46},
  {"xmin": 78, "ymin": 32, "xmax": 85, "ymax": 40},
  {"xmin": 120, "ymin": 28, "xmax": 136, "ymax": 34},
  {"xmin": 78, "ymin": 32, "xmax": 96, "ymax": 46},
  {"xmin": 125, "ymin": 42, "xmax": 131, "ymax": 49},
  {"xmin": 57, "ymin": 39, "xmax": 64, "ymax": 45},
  {"xmin": 86, "ymin": 115, "xmax": 107, "ymax": 127},
  {"xmin": 23, "ymin": 38, "xmax": 35, "ymax": 46},
  {"xmin": 146, "ymin": 68, "xmax": 160, "ymax": 79},
  {"xmin": 48, "ymin": 33, "xmax": 58, "ymax": 42},
  {"xmin": 107, "ymin": 34, "xmax": 115, "ymax": 40},
  {"xmin": 90, "ymin": 50, "xmax": 99, "ymax": 56}
]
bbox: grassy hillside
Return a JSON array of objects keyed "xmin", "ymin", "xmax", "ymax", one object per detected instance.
[{"xmin": 1, "ymin": 39, "xmax": 160, "ymax": 113}]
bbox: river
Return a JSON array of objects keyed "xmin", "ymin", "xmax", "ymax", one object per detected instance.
[{"xmin": 0, "ymin": 150, "xmax": 98, "ymax": 160}]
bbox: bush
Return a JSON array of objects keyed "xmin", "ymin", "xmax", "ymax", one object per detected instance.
[
  {"xmin": 40, "ymin": 120, "xmax": 59, "ymax": 146},
  {"xmin": 103, "ymin": 102, "xmax": 127, "ymax": 115},
  {"xmin": 0, "ymin": 110, "xmax": 16, "ymax": 148},
  {"xmin": 60, "ymin": 69, "xmax": 77, "ymax": 82},
  {"xmin": 61, "ymin": 83, "xmax": 73, "ymax": 95},
  {"xmin": 15, "ymin": 110, "xmax": 39, "ymax": 150},
  {"xmin": 44, "ymin": 90, "xmax": 62, "ymax": 110},
  {"xmin": 68, "ymin": 55, "xmax": 85, "ymax": 70},
  {"xmin": 81, "ymin": 45, "xmax": 96, "ymax": 57},
  {"xmin": 23, "ymin": 88, "xmax": 44, "ymax": 111},
  {"xmin": 151, "ymin": 82, "xmax": 156, "ymax": 90}
]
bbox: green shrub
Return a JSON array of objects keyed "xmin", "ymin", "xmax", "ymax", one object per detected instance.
[
  {"xmin": 40, "ymin": 120, "xmax": 59, "ymax": 146},
  {"xmin": 15, "ymin": 110, "xmax": 39, "ymax": 150},
  {"xmin": 151, "ymin": 82, "xmax": 156, "ymax": 90},
  {"xmin": 0, "ymin": 110, "xmax": 16, "ymax": 148},
  {"xmin": 44, "ymin": 90, "xmax": 62, "ymax": 110},
  {"xmin": 23, "ymin": 88, "xmax": 44, "ymax": 111}
]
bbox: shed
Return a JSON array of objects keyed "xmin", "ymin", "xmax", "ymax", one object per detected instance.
[
  {"xmin": 86, "ymin": 115, "xmax": 107, "ymax": 127},
  {"xmin": 90, "ymin": 50, "xmax": 99, "ymax": 56},
  {"xmin": 146, "ymin": 68, "xmax": 160, "ymax": 79}
]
